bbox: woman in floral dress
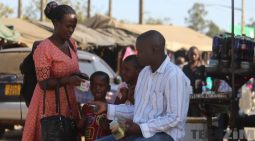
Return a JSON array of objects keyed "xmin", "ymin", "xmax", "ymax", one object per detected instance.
[{"xmin": 22, "ymin": 2, "xmax": 84, "ymax": 141}]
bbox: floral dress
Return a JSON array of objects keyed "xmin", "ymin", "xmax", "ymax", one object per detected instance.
[{"xmin": 22, "ymin": 38, "xmax": 80, "ymax": 141}]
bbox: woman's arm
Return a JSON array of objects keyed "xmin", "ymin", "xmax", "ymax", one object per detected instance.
[{"xmin": 38, "ymin": 74, "xmax": 84, "ymax": 90}]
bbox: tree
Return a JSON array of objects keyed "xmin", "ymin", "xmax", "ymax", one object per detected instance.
[
  {"xmin": 246, "ymin": 18, "xmax": 255, "ymax": 27},
  {"xmin": 146, "ymin": 17, "xmax": 163, "ymax": 25},
  {"xmin": 185, "ymin": 3, "xmax": 208, "ymax": 33},
  {"xmin": 0, "ymin": 2, "xmax": 14, "ymax": 18},
  {"xmin": 185, "ymin": 2, "xmax": 222, "ymax": 37},
  {"xmin": 73, "ymin": 1, "xmax": 87, "ymax": 23},
  {"xmin": 119, "ymin": 19, "xmax": 132, "ymax": 24},
  {"xmin": 55, "ymin": 0, "xmax": 69, "ymax": 4},
  {"xmin": 54, "ymin": 0, "xmax": 87, "ymax": 23},
  {"xmin": 24, "ymin": 0, "xmax": 87, "ymax": 23},
  {"xmin": 23, "ymin": 0, "xmax": 40, "ymax": 20},
  {"xmin": 145, "ymin": 17, "xmax": 171, "ymax": 25},
  {"xmin": 206, "ymin": 21, "xmax": 221, "ymax": 37}
]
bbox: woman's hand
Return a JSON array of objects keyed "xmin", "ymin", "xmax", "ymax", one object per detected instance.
[
  {"xmin": 73, "ymin": 72, "xmax": 89, "ymax": 80},
  {"xmin": 68, "ymin": 75, "xmax": 85, "ymax": 86}
]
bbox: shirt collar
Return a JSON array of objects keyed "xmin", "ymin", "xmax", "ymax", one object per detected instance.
[{"xmin": 150, "ymin": 56, "xmax": 170, "ymax": 74}]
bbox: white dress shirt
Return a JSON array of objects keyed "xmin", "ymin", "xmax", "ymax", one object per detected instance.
[{"xmin": 108, "ymin": 57, "xmax": 192, "ymax": 141}]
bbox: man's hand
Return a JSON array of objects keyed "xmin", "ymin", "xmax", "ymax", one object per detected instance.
[
  {"xmin": 89, "ymin": 101, "xmax": 107, "ymax": 115},
  {"xmin": 124, "ymin": 120, "xmax": 142, "ymax": 136}
]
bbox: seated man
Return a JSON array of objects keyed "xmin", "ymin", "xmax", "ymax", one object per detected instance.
[{"xmin": 92, "ymin": 30, "xmax": 192, "ymax": 141}]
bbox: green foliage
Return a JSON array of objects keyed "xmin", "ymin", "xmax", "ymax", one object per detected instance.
[
  {"xmin": 24, "ymin": 0, "xmax": 87, "ymax": 23},
  {"xmin": 0, "ymin": 2, "xmax": 14, "ymax": 18},
  {"xmin": 185, "ymin": 3, "xmax": 208, "ymax": 32},
  {"xmin": 119, "ymin": 19, "xmax": 132, "ymax": 24},
  {"xmin": 23, "ymin": 0, "xmax": 39, "ymax": 20},
  {"xmin": 246, "ymin": 18, "xmax": 255, "ymax": 27},
  {"xmin": 145, "ymin": 17, "xmax": 171, "ymax": 25},
  {"xmin": 55, "ymin": 0, "xmax": 69, "ymax": 5},
  {"xmin": 206, "ymin": 21, "xmax": 221, "ymax": 37},
  {"xmin": 73, "ymin": 0, "xmax": 87, "ymax": 23},
  {"xmin": 186, "ymin": 2, "xmax": 222, "ymax": 37}
]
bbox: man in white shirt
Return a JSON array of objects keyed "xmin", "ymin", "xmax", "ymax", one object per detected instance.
[{"xmin": 92, "ymin": 30, "xmax": 192, "ymax": 141}]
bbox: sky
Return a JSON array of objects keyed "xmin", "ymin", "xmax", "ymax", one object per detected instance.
[{"xmin": 0, "ymin": 0, "xmax": 254, "ymax": 32}]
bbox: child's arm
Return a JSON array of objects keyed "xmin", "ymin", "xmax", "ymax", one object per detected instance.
[
  {"xmin": 114, "ymin": 87, "xmax": 129, "ymax": 104},
  {"xmin": 77, "ymin": 118, "xmax": 86, "ymax": 133},
  {"xmin": 78, "ymin": 104, "xmax": 92, "ymax": 130},
  {"xmin": 98, "ymin": 114, "xmax": 110, "ymax": 130}
]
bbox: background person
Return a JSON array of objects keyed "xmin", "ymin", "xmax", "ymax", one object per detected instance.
[{"xmin": 114, "ymin": 55, "xmax": 143, "ymax": 105}]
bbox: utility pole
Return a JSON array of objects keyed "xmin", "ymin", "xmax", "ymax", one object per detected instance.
[
  {"xmin": 40, "ymin": 0, "xmax": 44, "ymax": 21},
  {"xmin": 108, "ymin": 0, "xmax": 112, "ymax": 18},
  {"xmin": 18, "ymin": 0, "xmax": 22, "ymax": 18},
  {"xmin": 139, "ymin": 0, "xmax": 143, "ymax": 24},
  {"xmin": 241, "ymin": 0, "xmax": 245, "ymax": 34},
  {"xmin": 87, "ymin": 0, "xmax": 91, "ymax": 18}
]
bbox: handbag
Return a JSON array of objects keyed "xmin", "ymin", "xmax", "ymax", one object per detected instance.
[{"xmin": 41, "ymin": 80, "xmax": 78, "ymax": 141}]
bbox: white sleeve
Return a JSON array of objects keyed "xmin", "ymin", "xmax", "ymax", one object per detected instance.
[{"xmin": 107, "ymin": 104, "xmax": 134, "ymax": 121}]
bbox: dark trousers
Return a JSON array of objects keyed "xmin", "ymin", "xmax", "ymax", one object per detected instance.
[{"xmin": 96, "ymin": 132, "xmax": 174, "ymax": 141}]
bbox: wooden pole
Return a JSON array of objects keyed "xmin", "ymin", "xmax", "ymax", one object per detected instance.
[
  {"xmin": 87, "ymin": 0, "xmax": 91, "ymax": 18},
  {"xmin": 108, "ymin": 0, "xmax": 112, "ymax": 18},
  {"xmin": 40, "ymin": 0, "xmax": 44, "ymax": 21},
  {"xmin": 139, "ymin": 0, "xmax": 143, "ymax": 24},
  {"xmin": 241, "ymin": 0, "xmax": 245, "ymax": 34},
  {"xmin": 18, "ymin": 0, "xmax": 22, "ymax": 18}
]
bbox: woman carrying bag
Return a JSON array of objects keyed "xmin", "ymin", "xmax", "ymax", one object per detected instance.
[{"xmin": 22, "ymin": 2, "xmax": 85, "ymax": 141}]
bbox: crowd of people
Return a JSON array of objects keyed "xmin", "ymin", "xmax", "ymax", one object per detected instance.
[
  {"xmin": 20, "ymin": 2, "xmax": 192, "ymax": 141},
  {"xmin": 21, "ymin": 1, "xmax": 249, "ymax": 141}
]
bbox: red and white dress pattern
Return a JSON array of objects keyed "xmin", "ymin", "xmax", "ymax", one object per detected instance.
[{"xmin": 22, "ymin": 38, "xmax": 80, "ymax": 141}]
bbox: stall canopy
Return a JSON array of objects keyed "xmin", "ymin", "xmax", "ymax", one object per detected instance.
[
  {"xmin": 85, "ymin": 14, "xmax": 212, "ymax": 52},
  {"xmin": 121, "ymin": 24, "xmax": 212, "ymax": 51},
  {"xmin": 95, "ymin": 28, "xmax": 137, "ymax": 46},
  {"xmin": 33, "ymin": 21, "xmax": 116, "ymax": 49},
  {"xmin": 84, "ymin": 14, "xmax": 137, "ymax": 46},
  {"xmin": 0, "ymin": 18, "xmax": 51, "ymax": 47},
  {"xmin": 34, "ymin": 20, "xmax": 136, "ymax": 48},
  {"xmin": 0, "ymin": 23, "xmax": 20, "ymax": 42}
]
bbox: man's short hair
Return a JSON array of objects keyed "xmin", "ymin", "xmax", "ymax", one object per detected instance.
[{"xmin": 137, "ymin": 30, "xmax": 165, "ymax": 50}]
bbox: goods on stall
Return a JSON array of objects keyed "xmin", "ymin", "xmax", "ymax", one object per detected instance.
[{"xmin": 209, "ymin": 33, "xmax": 255, "ymax": 70}]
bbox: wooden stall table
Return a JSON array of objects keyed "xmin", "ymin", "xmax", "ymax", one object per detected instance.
[{"xmin": 190, "ymin": 93, "xmax": 231, "ymax": 141}]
